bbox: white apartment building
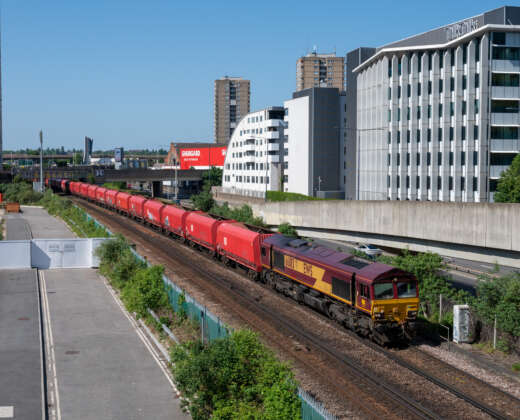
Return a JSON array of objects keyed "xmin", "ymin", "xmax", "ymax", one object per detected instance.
[
  {"xmin": 350, "ymin": 6, "xmax": 520, "ymax": 202},
  {"xmin": 222, "ymin": 107, "xmax": 285, "ymax": 197}
]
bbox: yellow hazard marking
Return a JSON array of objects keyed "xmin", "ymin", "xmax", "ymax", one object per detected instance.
[{"xmin": 284, "ymin": 255, "xmax": 330, "ymax": 294}]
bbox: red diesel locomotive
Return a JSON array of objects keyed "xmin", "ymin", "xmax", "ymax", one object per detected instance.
[{"xmin": 60, "ymin": 180, "xmax": 419, "ymax": 344}]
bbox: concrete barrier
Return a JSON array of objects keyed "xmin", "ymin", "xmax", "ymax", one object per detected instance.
[{"xmin": 214, "ymin": 193, "xmax": 520, "ymax": 268}]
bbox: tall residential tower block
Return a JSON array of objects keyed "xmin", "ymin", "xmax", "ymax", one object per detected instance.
[{"xmin": 214, "ymin": 77, "xmax": 250, "ymax": 144}]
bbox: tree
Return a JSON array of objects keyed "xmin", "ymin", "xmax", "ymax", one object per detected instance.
[
  {"xmin": 494, "ymin": 154, "xmax": 520, "ymax": 203},
  {"xmin": 203, "ymin": 166, "xmax": 223, "ymax": 189},
  {"xmin": 278, "ymin": 223, "xmax": 298, "ymax": 237},
  {"xmin": 190, "ymin": 167, "xmax": 222, "ymax": 211}
]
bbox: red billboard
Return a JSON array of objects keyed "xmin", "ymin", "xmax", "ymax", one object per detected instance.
[{"xmin": 179, "ymin": 146, "xmax": 227, "ymax": 170}]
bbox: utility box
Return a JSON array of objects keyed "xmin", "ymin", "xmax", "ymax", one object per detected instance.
[
  {"xmin": 6, "ymin": 203, "xmax": 20, "ymax": 213},
  {"xmin": 453, "ymin": 305, "xmax": 471, "ymax": 343}
]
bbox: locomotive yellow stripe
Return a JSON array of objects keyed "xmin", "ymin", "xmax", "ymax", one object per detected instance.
[{"xmin": 283, "ymin": 255, "xmax": 331, "ymax": 294}]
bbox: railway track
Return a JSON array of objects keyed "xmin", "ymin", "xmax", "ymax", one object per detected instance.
[{"xmin": 73, "ymin": 197, "xmax": 516, "ymax": 419}]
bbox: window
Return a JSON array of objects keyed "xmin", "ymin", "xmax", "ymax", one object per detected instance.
[
  {"xmin": 388, "ymin": 110, "xmax": 391, "ymax": 122},
  {"xmin": 449, "ymin": 176, "xmax": 453, "ymax": 190},
  {"xmin": 439, "ymin": 52, "xmax": 444, "ymax": 68},
  {"xmin": 427, "ymin": 128, "xmax": 431, "ymax": 142},
  {"xmin": 463, "ymin": 75, "xmax": 467, "ymax": 90},
  {"xmin": 397, "ymin": 175, "xmax": 400, "ymax": 186},
  {"xmin": 261, "ymin": 247, "xmax": 267, "ymax": 257},
  {"xmin": 462, "ymin": 126, "xmax": 466, "ymax": 141},
  {"xmin": 360, "ymin": 284, "xmax": 370, "ymax": 299},
  {"xmin": 374, "ymin": 283, "xmax": 394, "ymax": 299},
  {"xmin": 450, "ymin": 102, "xmax": 454, "ymax": 116},
  {"xmin": 398, "ymin": 85, "xmax": 401, "ymax": 98},
  {"xmin": 491, "ymin": 100, "xmax": 519, "ymax": 113},
  {"xmin": 473, "ymin": 151, "xmax": 478, "ymax": 166},
  {"xmin": 407, "ymin": 130, "xmax": 410, "ymax": 143},
  {"xmin": 397, "ymin": 153, "xmax": 400, "ymax": 166},
  {"xmin": 461, "ymin": 177, "xmax": 465, "ymax": 191},
  {"xmin": 475, "ymin": 38, "xmax": 480, "ymax": 62},
  {"xmin": 388, "ymin": 60, "xmax": 392, "ymax": 77},
  {"xmin": 427, "ymin": 176, "xmax": 431, "ymax": 190},
  {"xmin": 427, "ymin": 152, "xmax": 431, "ymax": 166},
  {"xmin": 438, "ymin": 127, "xmax": 443, "ymax": 142},
  {"xmin": 417, "ymin": 153, "xmax": 420, "ymax": 165},
  {"xmin": 407, "ymin": 84, "xmax": 411, "ymax": 97},
  {"xmin": 418, "ymin": 54, "xmax": 422, "ymax": 72},
  {"xmin": 492, "ymin": 47, "xmax": 520, "ymax": 60},
  {"xmin": 398, "ymin": 57, "xmax": 402, "ymax": 75},
  {"xmin": 492, "ymin": 73, "xmax": 520, "ymax": 87},
  {"xmin": 428, "ymin": 105, "xmax": 432, "ymax": 119},
  {"xmin": 473, "ymin": 176, "xmax": 478, "ymax": 191},
  {"xmin": 332, "ymin": 277, "xmax": 350, "ymax": 300},
  {"xmin": 438, "ymin": 152, "xmax": 442, "ymax": 165},
  {"xmin": 438, "ymin": 176, "xmax": 442, "ymax": 189},
  {"xmin": 417, "ymin": 106, "xmax": 421, "ymax": 119},
  {"xmin": 449, "ymin": 151, "xmax": 454, "ymax": 166},
  {"xmin": 397, "ymin": 131, "xmax": 401, "ymax": 144},
  {"xmin": 388, "ymin": 132, "xmax": 391, "ymax": 144},
  {"xmin": 407, "ymin": 107, "xmax": 410, "ymax": 121},
  {"xmin": 491, "ymin": 126, "xmax": 518, "ymax": 139},
  {"xmin": 428, "ymin": 81, "xmax": 432, "ymax": 95},
  {"xmin": 416, "ymin": 175, "xmax": 420, "ymax": 186},
  {"xmin": 438, "ymin": 103, "xmax": 443, "ymax": 117},
  {"xmin": 417, "ymin": 82, "xmax": 421, "ymax": 96},
  {"xmin": 397, "ymin": 282, "xmax": 417, "ymax": 298},
  {"xmin": 461, "ymin": 151, "xmax": 466, "ymax": 166},
  {"xmin": 387, "ymin": 175, "xmax": 390, "ymax": 188},
  {"xmin": 463, "ymin": 43, "xmax": 468, "ymax": 65},
  {"xmin": 475, "ymin": 99, "xmax": 479, "ymax": 114},
  {"xmin": 428, "ymin": 52, "xmax": 432, "ymax": 70},
  {"xmin": 388, "ymin": 87, "xmax": 391, "ymax": 100},
  {"xmin": 439, "ymin": 79, "xmax": 443, "ymax": 93},
  {"xmin": 416, "ymin": 129, "xmax": 421, "ymax": 143},
  {"xmin": 387, "ymin": 154, "xmax": 390, "ymax": 166},
  {"xmin": 398, "ymin": 108, "xmax": 401, "ymax": 121},
  {"xmin": 406, "ymin": 175, "xmax": 410, "ymax": 188},
  {"xmin": 406, "ymin": 153, "xmax": 410, "ymax": 166},
  {"xmin": 450, "ymin": 49, "xmax": 455, "ymax": 66},
  {"xmin": 474, "ymin": 125, "xmax": 479, "ymax": 140},
  {"xmin": 475, "ymin": 73, "xmax": 480, "ymax": 88}
]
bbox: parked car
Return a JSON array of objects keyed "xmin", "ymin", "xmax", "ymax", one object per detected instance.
[{"xmin": 356, "ymin": 244, "xmax": 382, "ymax": 258}]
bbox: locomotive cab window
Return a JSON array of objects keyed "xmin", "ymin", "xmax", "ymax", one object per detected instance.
[
  {"xmin": 261, "ymin": 247, "xmax": 267, "ymax": 257},
  {"xmin": 332, "ymin": 277, "xmax": 350, "ymax": 301},
  {"xmin": 374, "ymin": 283, "xmax": 394, "ymax": 299},
  {"xmin": 397, "ymin": 281, "xmax": 417, "ymax": 298}
]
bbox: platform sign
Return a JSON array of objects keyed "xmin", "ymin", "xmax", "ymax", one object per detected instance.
[{"xmin": 179, "ymin": 146, "xmax": 227, "ymax": 169}]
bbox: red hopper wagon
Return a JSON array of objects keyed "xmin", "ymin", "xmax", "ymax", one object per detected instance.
[
  {"xmin": 161, "ymin": 205, "xmax": 188, "ymax": 238},
  {"xmin": 143, "ymin": 200, "xmax": 165, "ymax": 228},
  {"xmin": 184, "ymin": 211, "xmax": 223, "ymax": 253},
  {"xmin": 129, "ymin": 195, "xmax": 147, "ymax": 220}
]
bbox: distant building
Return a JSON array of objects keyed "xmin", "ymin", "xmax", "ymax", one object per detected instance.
[
  {"xmin": 296, "ymin": 51, "xmax": 345, "ymax": 91},
  {"xmin": 222, "ymin": 107, "xmax": 285, "ymax": 197},
  {"xmin": 283, "ymin": 88, "xmax": 346, "ymax": 198},
  {"xmin": 83, "ymin": 137, "xmax": 93, "ymax": 165},
  {"xmin": 221, "ymin": 88, "xmax": 347, "ymax": 199},
  {"xmin": 214, "ymin": 77, "xmax": 250, "ymax": 144}
]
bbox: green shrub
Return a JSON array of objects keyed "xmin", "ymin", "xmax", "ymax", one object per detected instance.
[
  {"xmin": 278, "ymin": 222, "xmax": 298, "ymax": 237},
  {"xmin": 210, "ymin": 202, "xmax": 266, "ymax": 227},
  {"xmin": 121, "ymin": 265, "xmax": 169, "ymax": 317},
  {"xmin": 266, "ymin": 191, "xmax": 323, "ymax": 202},
  {"xmin": 171, "ymin": 330, "xmax": 301, "ymax": 420},
  {"xmin": 0, "ymin": 181, "xmax": 43, "ymax": 204}
]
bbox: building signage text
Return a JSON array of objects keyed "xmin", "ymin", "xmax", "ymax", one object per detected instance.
[{"xmin": 446, "ymin": 18, "xmax": 480, "ymax": 41}]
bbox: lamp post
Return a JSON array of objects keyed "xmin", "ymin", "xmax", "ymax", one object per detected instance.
[{"xmin": 39, "ymin": 130, "xmax": 44, "ymax": 193}]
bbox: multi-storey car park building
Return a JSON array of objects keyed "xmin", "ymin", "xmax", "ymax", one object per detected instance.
[
  {"xmin": 222, "ymin": 107, "xmax": 285, "ymax": 197},
  {"xmin": 348, "ymin": 6, "xmax": 520, "ymax": 202},
  {"xmin": 296, "ymin": 51, "xmax": 345, "ymax": 91},
  {"xmin": 214, "ymin": 77, "xmax": 250, "ymax": 144}
]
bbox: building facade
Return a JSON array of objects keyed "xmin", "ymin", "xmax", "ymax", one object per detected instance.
[
  {"xmin": 222, "ymin": 107, "xmax": 285, "ymax": 197},
  {"xmin": 350, "ymin": 6, "xmax": 520, "ymax": 202},
  {"xmin": 283, "ymin": 88, "xmax": 346, "ymax": 197},
  {"xmin": 296, "ymin": 51, "xmax": 345, "ymax": 91},
  {"xmin": 214, "ymin": 77, "xmax": 251, "ymax": 144}
]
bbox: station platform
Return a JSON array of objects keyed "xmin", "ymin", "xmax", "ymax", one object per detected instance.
[{"xmin": 0, "ymin": 205, "xmax": 189, "ymax": 419}]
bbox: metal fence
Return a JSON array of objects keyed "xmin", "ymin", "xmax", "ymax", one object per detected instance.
[{"xmin": 85, "ymin": 205, "xmax": 335, "ymax": 420}]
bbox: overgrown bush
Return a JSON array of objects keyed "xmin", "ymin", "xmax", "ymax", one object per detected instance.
[
  {"xmin": 474, "ymin": 273, "xmax": 520, "ymax": 338},
  {"xmin": 40, "ymin": 191, "xmax": 109, "ymax": 237},
  {"xmin": 0, "ymin": 180, "xmax": 43, "ymax": 204},
  {"xmin": 266, "ymin": 191, "xmax": 323, "ymax": 202},
  {"xmin": 210, "ymin": 202, "xmax": 265, "ymax": 227},
  {"xmin": 171, "ymin": 330, "xmax": 301, "ymax": 420},
  {"xmin": 278, "ymin": 222, "xmax": 298, "ymax": 237}
]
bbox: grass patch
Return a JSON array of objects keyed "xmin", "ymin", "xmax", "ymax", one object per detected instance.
[
  {"xmin": 512, "ymin": 362, "xmax": 520, "ymax": 372},
  {"xmin": 266, "ymin": 191, "xmax": 324, "ymax": 202}
]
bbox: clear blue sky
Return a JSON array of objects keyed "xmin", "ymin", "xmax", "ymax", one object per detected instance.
[{"xmin": 2, "ymin": 0, "xmax": 508, "ymax": 150}]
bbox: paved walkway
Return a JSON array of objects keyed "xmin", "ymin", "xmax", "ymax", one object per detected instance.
[
  {"xmin": 0, "ymin": 269, "xmax": 42, "ymax": 420},
  {"xmin": 1, "ymin": 205, "xmax": 189, "ymax": 419},
  {"xmin": 42, "ymin": 269, "xmax": 188, "ymax": 419}
]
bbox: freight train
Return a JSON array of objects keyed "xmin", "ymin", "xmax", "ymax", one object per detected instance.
[{"xmin": 50, "ymin": 179, "xmax": 419, "ymax": 345}]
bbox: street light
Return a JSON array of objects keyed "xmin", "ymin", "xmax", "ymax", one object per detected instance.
[{"xmin": 39, "ymin": 130, "xmax": 44, "ymax": 193}]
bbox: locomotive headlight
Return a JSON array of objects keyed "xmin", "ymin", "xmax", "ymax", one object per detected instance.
[{"xmin": 374, "ymin": 307, "xmax": 385, "ymax": 319}]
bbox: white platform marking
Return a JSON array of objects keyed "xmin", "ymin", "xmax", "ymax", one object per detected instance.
[{"xmin": 0, "ymin": 406, "xmax": 14, "ymax": 418}]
